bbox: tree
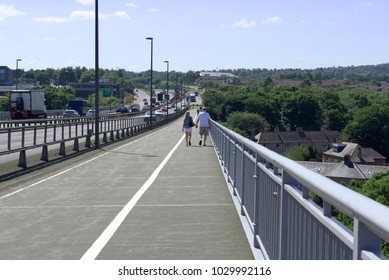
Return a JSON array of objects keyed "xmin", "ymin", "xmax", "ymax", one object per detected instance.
[
  {"xmin": 225, "ymin": 111, "xmax": 270, "ymax": 139},
  {"xmin": 346, "ymin": 172, "xmax": 389, "ymax": 257},
  {"xmin": 245, "ymin": 93, "xmax": 281, "ymax": 129},
  {"xmin": 280, "ymin": 92, "xmax": 323, "ymax": 131},
  {"xmin": 341, "ymin": 105, "xmax": 389, "ymax": 158},
  {"xmin": 284, "ymin": 145, "xmax": 322, "ymax": 161},
  {"xmin": 58, "ymin": 67, "xmax": 78, "ymax": 85},
  {"xmin": 79, "ymin": 69, "xmax": 95, "ymax": 83},
  {"xmin": 283, "ymin": 146, "xmax": 310, "ymax": 161},
  {"xmin": 43, "ymin": 86, "xmax": 76, "ymax": 110}
]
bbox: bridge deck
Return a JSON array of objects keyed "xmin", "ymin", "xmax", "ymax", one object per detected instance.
[{"xmin": 0, "ymin": 110, "xmax": 257, "ymax": 260}]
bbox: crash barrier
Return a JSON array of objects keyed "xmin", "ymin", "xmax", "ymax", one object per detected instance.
[
  {"xmin": 210, "ymin": 120, "xmax": 389, "ymax": 260},
  {"xmin": 0, "ymin": 110, "xmax": 185, "ymax": 168}
]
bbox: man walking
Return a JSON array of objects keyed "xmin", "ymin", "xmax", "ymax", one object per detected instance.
[{"xmin": 195, "ymin": 107, "xmax": 211, "ymax": 146}]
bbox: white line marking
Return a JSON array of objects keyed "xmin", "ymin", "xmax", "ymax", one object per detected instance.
[{"xmin": 80, "ymin": 134, "xmax": 185, "ymax": 260}]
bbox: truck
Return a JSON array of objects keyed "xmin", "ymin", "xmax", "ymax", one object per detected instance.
[
  {"xmin": 68, "ymin": 100, "xmax": 88, "ymax": 116},
  {"xmin": 189, "ymin": 93, "xmax": 196, "ymax": 102},
  {"xmin": 9, "ymin": 90, "xmax": 47, "ymax": 119}
]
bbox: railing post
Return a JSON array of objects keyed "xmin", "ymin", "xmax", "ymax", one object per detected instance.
[
  {"xmin": 18, "ymin": 150, "xmax": 27, "ymax": 168},
  {"xmin": 278, "ymin": 171, "xmax": 297, "ymax": 259},
  {"xmin": 240, "ymin": 144, "xmax": 246, "ymax": 216},
  {"xmin": 353, "ymin": 218, "xmax": 381, "ymax": 260},
  {"xmin": 59, "ymin": 141, "xmax": 66, "ymax": 156},
  {"xmin": 41, "ymin": 145, "xmax": 49, "ymax": 161},
  {"xmin": 253, "ymin": 153, "xmax": 260, "ymax": 248},
  {"xmin": 85, "ymin": 129, "xmax": 92, "ymax": 148},
  {"xmin": 73, "ymin": 138, "xmax": 79, "ymax": 152}
]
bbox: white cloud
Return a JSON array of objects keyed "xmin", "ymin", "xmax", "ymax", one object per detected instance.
[
  {"xmin": 112, "ymin": 11, "xmax": 130, "ymax": 20},
  {"xmin": 0, "ymin": 4, "xmax": 25, "ymax": 21},
  {"xmin": 34, "ymin": 10, "xmax": 130, "ymax": 23},
  {"xmin": 35, "ymin": 37, "xmax": 57, "ymax": 42},
  {"xmin": 66, "ymin": 60, "xmax": 84, "ymax": 67},
  {"xmin": 77, "ymin": 0, "xmax": 94, "ymax": 5},
  {"xmin": 33, "ymin": 16, "xmax": 69, "ymax": 23},
  {"xmin": 126, "ymin": 3, "xmax": 140, "ymax": 8},
  {"xmin": 70, "ymin": 10, "xmax": 95, "ymax": 20},
  {"xmin": 148, "ymin": 8, "xmax": 160, "ymax": 13},
  {"xmin": 260, "ymin": 16, "xmax": 282, "ymax": 25},
  {"xmin": 232, "ymin": 19, "xmax": 256, "ymax": 29}
]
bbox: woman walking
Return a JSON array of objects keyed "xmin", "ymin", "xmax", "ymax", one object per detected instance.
[{"xmin": 182, "ymin": 111, "xmax": 196, "ymax": 146}]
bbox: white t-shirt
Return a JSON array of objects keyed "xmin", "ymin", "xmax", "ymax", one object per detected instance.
[{"xmin": 197, "ymin": 111, "xmax": 211, "ymax": 127}]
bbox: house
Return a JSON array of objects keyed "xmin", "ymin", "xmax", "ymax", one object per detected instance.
[
  {"xmin": 255, "ymin": 127, "xmax": 340, "ymax": 154},
  {"xmin": 298, "ymin": 160, "xmax": 389, "ymax": 184},
  {"xmin": 323, "ymin": 142, "xmax": 387, "ymax": 165},
  {"xmin": 297, "ymin": 142, "xmax": 388, "ymax": 183}
]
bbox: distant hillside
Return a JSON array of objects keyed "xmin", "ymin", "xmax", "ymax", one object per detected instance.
[{"xmin": 219, "ymin": 63, "xmax": 389, "ymax": 83}]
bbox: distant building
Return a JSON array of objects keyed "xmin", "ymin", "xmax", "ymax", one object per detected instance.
[
  {"xmin": 255, "ymin": 127, "xmax": 340, "ymax": 154},
  {"xmin": 67, "ymin": 80, "xmax": 120, "ymax": 99},
  {"xmin": 0, "ymin": 66, "xmax": 14, "ymax": 86},
  {"xmin": 199, "ymin": 71, "xmax": 236, "ymax": 79},
  {"xmin": 323, "ymin": 142, "xmax": 387, "ymax": 165},
  {"xmin": 298, "ymin": 160, "xmax": 389, "ymax": 184},
  {"xmin": 298, "ymin": 142, "xmax": 388, "ymax": 183}
]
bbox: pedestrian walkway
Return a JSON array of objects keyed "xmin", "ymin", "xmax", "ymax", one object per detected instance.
[{"xmin": 0, "ymin": 110, "xmax": 257, "ymax": 260}]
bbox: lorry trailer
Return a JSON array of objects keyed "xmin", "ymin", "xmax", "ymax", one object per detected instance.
[{"xmin": 9, "ymin": 90, "xmax": 47, "ymax": 119}]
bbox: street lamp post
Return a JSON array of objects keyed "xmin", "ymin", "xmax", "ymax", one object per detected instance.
[
  {"xmin": 164, "ymin": 60, "xmax": 169, "ymax": 122},
  {"xmin": 146, "ymin": 37, "xmax": 153, "ymax": 128},
  {"xmin": 16, "ymin": 58, "xmax": 22, "ymax": 90},
  {"xmin": 94, "ymin": 0, "xmax": 100, "ymax": 148}
]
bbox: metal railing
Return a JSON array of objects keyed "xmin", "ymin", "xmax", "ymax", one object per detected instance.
[
  {"xmin": 0, "ymin": 110, "xmax": 185, "ymax": 168},
  {"xmin": 210, "ymin": 120, "xmax": 389, "ymax": 260}
]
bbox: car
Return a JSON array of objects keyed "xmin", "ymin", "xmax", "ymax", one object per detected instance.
[
  {"xmin": 143, "ymin": 111, "xmax": 157, "ymax": 122},
  {"xmin": 86, "ymin": 109, "xmax": 95, "ymax": 117},
  {"xmin": 130, "ymin": 105, "xmax": 140, "ymax": 112},
  {"xmin": 174, "ymin": 107, "xmax": 182, "ymax": 112},
  {"xmin": 62, "ymin": 109, "xmax": 80, "ymax": 118},
  {"xmin": 142, "ymin": 105, "xmax": 150, "ymax": 111},
  {"xmin": 155, "ymin": 109, "xmax": 165, "ymax": 116},
  {"xmin": 116, "ymin": 105, "xmax": 130, "ymax": 113}
]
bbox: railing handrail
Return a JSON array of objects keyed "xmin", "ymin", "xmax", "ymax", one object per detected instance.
[{"xmin": 211, "ymin": 119, "xmax": 389, "ymax": 259}]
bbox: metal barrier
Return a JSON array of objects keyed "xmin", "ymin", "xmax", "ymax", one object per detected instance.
[
  {"xmin": 0, "ymin": 110, "xmax": 185, "ymax": 168},
  {"xmin": 210, "ymin": 120, "xmax": 389, "ymax": 260}
]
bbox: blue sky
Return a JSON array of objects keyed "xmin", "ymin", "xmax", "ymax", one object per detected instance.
[{"xmin": 1, "ymin": 0, "xmax": 388, "ymax": 72}]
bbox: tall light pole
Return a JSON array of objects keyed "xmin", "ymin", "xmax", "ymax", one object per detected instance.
[
  {"xmin": 146, "ymin": 37, "xmax": 153, "ymax": 128},
  {"xmin": 94, "ymin": 0, "xmax": 100, "ymax": 148},
  {"xmin": 16, "ymin": 58, "xmax": 22, "ymax": 90},
  {"xmin": 164, "ymin": 60, "xmax": 169, "ymax": 122}
]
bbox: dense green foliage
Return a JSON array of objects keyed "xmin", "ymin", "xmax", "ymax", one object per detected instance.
[
  {"xmin": 283, "ymin": 146, "xmax": 322, "ymax": 161},
  {"xmin": 225, "ymin": 112, "xmax": 269, "ymax": 138},
  {"xmin": 200, "ymin": 81, "xmax": 389, "ymax": 159},
  {"xmin": 338, "ymin": 172, "xmax": 389, "ymax": 258}
]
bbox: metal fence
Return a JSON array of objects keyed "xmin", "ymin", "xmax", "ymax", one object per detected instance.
[
  {"xmin": 0, "ymin": 110, "xmax": 185, "ymax": 168},
  {"xmin": 210, "ymin": 120, "xmax": 389, "ymax": 260}
]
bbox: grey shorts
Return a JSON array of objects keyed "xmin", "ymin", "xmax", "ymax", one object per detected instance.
[{"xmin": 199, "ymin": 127, "xmax": 209, "ymax": 136}]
